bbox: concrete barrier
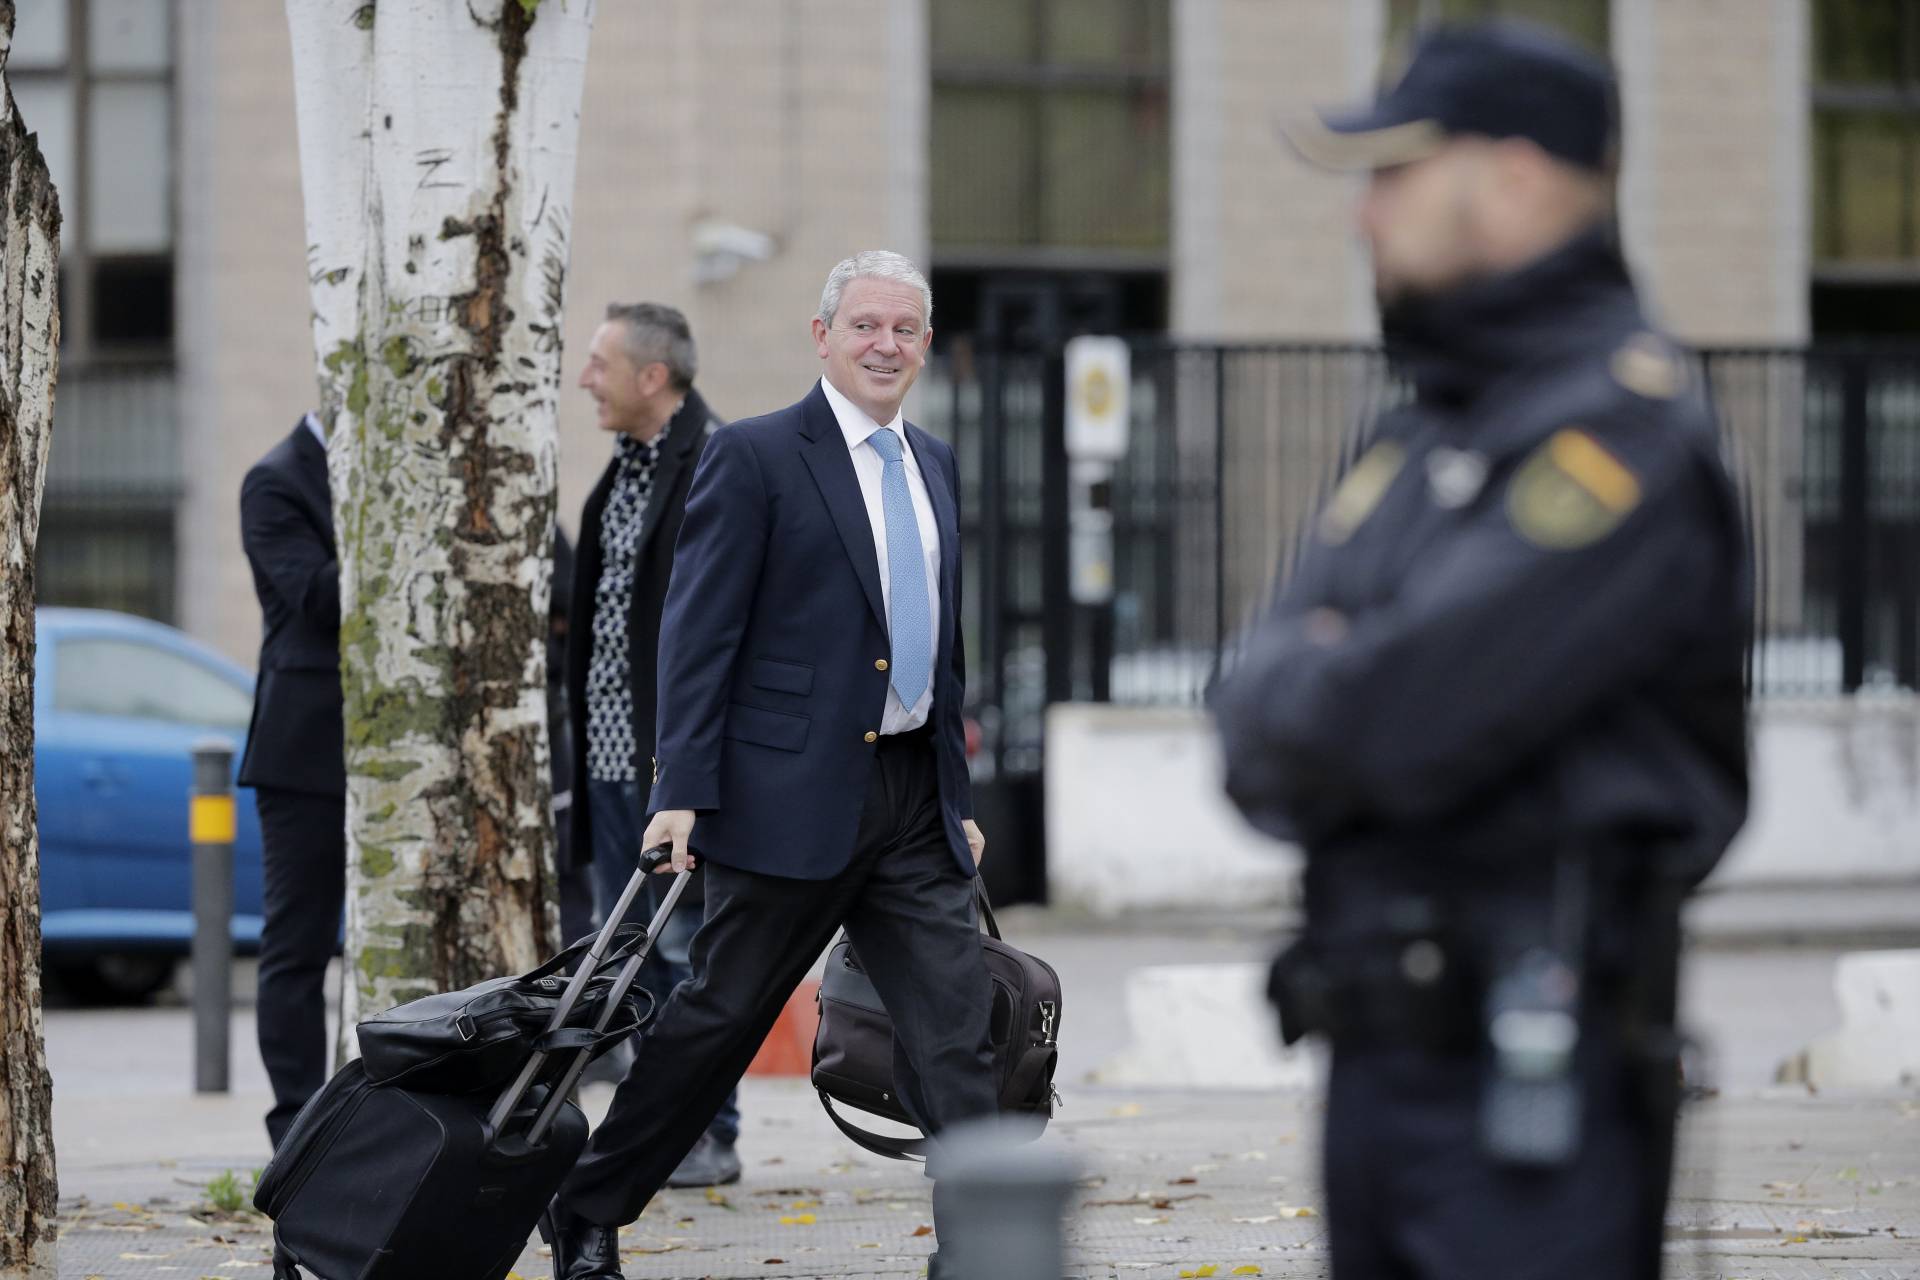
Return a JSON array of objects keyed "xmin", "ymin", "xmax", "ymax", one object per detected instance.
[
  {"xmin": 1091, "ymin": 962, "xmax": 1317, "ymax": 1090},
  {"xmin": 1714, "ymin": 697, "xmax": 1920, "ymax": 886},
  {"xmin": 1046, "ymin": 698, "xmax": 1920, "ymax": 915},
  {"xmin": 1046, "ymin": 705, "xmax": 1298, "ymax": 915},
  {"xmin": 1779, "ymin": 950, "xmax": 1920, "ymax": 1089}
]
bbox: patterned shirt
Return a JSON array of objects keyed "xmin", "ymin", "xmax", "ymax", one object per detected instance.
[{"xmin": 585, "ymin": 433, "xmax": 664, "ymax": 781}]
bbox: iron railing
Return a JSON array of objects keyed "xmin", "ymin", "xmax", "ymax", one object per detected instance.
[{"xmin": 923, "ymin": 339, "xmax": 1920, "ymax": 788}]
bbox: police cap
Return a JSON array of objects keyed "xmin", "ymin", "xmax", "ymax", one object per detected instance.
[{"xmin": 1287, "ymin": 21, "xmax": 1619, "ymax": 173}]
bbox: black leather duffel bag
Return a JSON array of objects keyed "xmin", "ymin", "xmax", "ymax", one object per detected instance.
[
  {"xmin": 356, "ymin": 926, "xmax": 654, "ymax": 1093},
  {"xmin": 812, "ymin": 885, "xmax": 1061, "ymax": 1159}
]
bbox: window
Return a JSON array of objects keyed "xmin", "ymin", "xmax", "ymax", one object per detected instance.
[
  {"xmin": 54, "ymin": 638, "xmax": 253, "ymax": 731},
  {"xmin": 930, "ymin": 0, "xmax": 1170, "ymax": 259},
  {"xmin": 1811, "ymin": 0, "xmax": 1920, "ymax": 275},
  {"xmin": 1385, "ymin": 0, "xmax": 1611, "ymax": 57},
  {"xmin": 8, "ymin": 0, "xmax": 176, "ymax": 360}
]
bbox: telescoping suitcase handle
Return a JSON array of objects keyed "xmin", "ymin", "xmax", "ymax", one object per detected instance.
[{"xmin": 486, "ymin": 845, "xmax": 693, "ymax": 1145}]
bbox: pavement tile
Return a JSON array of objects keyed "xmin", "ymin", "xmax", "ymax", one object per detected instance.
[{"xmin": 49, "ymin": 1080, "xmax": 1920, "ymax": 1280}]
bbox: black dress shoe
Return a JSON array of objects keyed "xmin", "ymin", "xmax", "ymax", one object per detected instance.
[
  {"xmin": 662, "ymin": 1132, "xmax": 742, "ymax": 1189},
  {"xmin": 538, "ymin": 1198, "xmax": 624, "ymax": 1280}
]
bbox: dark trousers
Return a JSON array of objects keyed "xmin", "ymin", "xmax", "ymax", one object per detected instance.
[
  {"xmin": 253, "ymin": 786, "xmax": 346, "ymax": 1149},
  {"xmin": 554, "ymin": 795, "xmax": 596, "ymax": 949},
  {"xmin": 561, "ymin": 730, "xmax": 998, "ymax": 1238},
  {"xmin": 587, "ymin": 777, "xmax": 739, "ymax": 1145},
  {"xmin": 1323, "ymin": 1038, "xmax": 1656, "ymax": 1280}
]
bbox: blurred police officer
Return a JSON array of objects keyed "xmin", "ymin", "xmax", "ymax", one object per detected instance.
[{"xmin": 1214, "ymin": 22, "xmax": 1749, "ymax": 1280}]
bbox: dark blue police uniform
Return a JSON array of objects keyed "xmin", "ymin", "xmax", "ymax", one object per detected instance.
[{"xmin": 1216, "ymin": 22, "xmax": 1750, "ymax": 1280}]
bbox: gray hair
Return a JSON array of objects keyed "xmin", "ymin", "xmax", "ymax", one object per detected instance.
[
  {"xmin": 816, "ymin": 251, "xmax": 933, "ymax": 329},
  {"xmin": 604, "ymin": 301, "xmax": 697, "ymax": 390}
]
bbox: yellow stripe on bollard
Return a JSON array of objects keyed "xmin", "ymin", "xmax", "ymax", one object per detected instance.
[{"xmin": 191, "ymin": 794, "xmax": 236, "ymax": 844}]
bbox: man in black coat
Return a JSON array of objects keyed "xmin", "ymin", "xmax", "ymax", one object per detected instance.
[
  {"xmin": 565, "ymin": 302, "xmax": 738, "ymax": 1184},
  {"xmin": 237, "ymin": 413, "xmax": 346, "ymax": 1150}
]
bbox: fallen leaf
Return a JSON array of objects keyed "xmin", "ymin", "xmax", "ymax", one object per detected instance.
[
  {"xmin": 1784, "ymin": 1235, "xmax": 1809, "ymax": 1244},
  {"xmin": 1178, "ymin": 1267, "xmax": 1219, "ymax": 1278},
  {"xmin": 1111, "ymin": 1103, "xmax": 1144, "ymax": 1118},
  {"xmin": 1170, "ymin": 1177, "xmax": 1198, "ymax": 1185},
  {"xmin": 1132, "ymin": 1215, "xmax": 1171, "ymax": 1225},
  {"xmin": 788, "ymin": 1199, "xmax": 821, "ymax": 1210},
  {"xmin": 1232, "ymin": 1269, "xmax": 1263, "ymax": 1277},
  {"xmin": 762, "ymin": 1259, "xmax": 785, "ymax": 1265},
  {"xmin": 1275, "ymin": 1204, "xmax": 1317, "ymax": 1218},
  {"xmin": 1232, "ymin": 1215, "xmax": 1279, "ymax": 1225},
  {"xmin": 911, "ymin": 1224, "xmax": 933, "ymax": 1237},
  {"xmin": 704, "ymin": 1188, "xmax": 734, "ymax": 1209},
  {"xmin": 778, "ymin": 1213, "xmax": 816, "ymax": 1225}
]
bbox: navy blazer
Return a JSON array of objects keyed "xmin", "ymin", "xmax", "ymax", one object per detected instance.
[
  {"xmin": 650, "ymin": 382, "xmax": 974, "ymax": 880},
  {"xmin": 237, "ymin": 420, "xmax": 345, "ymax": 797}
]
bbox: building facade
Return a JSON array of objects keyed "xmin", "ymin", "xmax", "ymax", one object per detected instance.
[{"xmin": 13, "ymin": 0, "xmax": 1914, "ymax": 661}]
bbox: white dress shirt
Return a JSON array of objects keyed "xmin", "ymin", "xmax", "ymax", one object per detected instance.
[{"xmin": 819, "ymin": 376, "xmax": 941, "ymax": 734}]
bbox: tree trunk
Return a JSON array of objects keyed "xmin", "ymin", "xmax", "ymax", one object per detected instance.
[
  {"xmin": 0, "ymin": 3, "xmax": 61, "ymax": 1275},
  {"xmin": 285, "ymin": 0, "xmax": 595, "ymax": 1032}
]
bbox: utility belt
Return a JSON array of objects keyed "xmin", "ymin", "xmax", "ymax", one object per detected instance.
[
  {"xmin": 1267, "ymin": 927, "xmax": 1479, "ymax": 1054},
  {"xmin": 1270, "ymin": 856, "xmax": 1689, "ymax": 1170}
]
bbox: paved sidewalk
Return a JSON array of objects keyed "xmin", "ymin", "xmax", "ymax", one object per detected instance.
[
  {"xmin": 43, "ymin": 893, "xmax": 1920, "ymax": 1278},
  {"xmin": 51, "ymin": 1077, "xmax": 1920, "ymax": 1279}
]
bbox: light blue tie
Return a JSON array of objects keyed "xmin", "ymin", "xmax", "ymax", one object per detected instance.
[{"xmin": 866, "ymin": 428, "xmax": 932, "ymax": 709}]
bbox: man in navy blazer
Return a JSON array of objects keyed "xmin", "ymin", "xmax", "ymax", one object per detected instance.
[
  {"xmin": 544, "ymin": 253, "xmax": 994, "ymax": 1280},
  {"xmin": 237, "ymin": 414, "xmax": 345, "ymax": 1149}
]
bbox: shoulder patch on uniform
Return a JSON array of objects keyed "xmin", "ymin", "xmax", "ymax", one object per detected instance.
[
  {"xmin": 1318, "ymin": 440, "xmax": 1405, "ymax": 545},
  {"xmin": 1610, "ymin": 332, "xmax": 1683, "ymax": 400},
  {"xmin": 1506, "ymin": 428, "xmax": 1643, "ymax": 550}
]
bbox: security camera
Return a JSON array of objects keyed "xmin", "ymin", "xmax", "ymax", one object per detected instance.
[{"xmin": 691, "ymin": 220, "xmax": 777, "ymax": 284}]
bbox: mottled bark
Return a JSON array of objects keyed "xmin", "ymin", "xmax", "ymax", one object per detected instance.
[
  {"xmin": 286, "ymin": 0, "xmax": 595, "ymax": 1031},
  {"xmin": 0, "ymin": 3, "xmax": 60, "ymax": 1276}
]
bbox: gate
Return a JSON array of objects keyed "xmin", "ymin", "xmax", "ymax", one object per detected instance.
[{"xmin": 922, "ymin": 338, "xmax": 1920, "ymax": 904}]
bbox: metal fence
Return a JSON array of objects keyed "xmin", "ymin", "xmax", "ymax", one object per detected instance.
[{"xmin": 921, "ymin": 339, "xmax": 1920, "ymax": 793}]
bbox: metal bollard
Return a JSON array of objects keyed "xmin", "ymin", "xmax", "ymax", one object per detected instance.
[
  {"xmin": 190, "ymin": 739, "xmax": 237, "ymax": 1094},
  {"xmin": 935, "ymin": 1117, "xmax": 1081, "ymax": 1280}
]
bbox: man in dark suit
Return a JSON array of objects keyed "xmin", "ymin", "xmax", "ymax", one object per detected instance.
[
  {"xmin": 237, "ymin": 413, "xmax": 345, "ymax": 1150},
  {"xmin": 542, "ymin": 253, "xmax": 994, "ymax": 1280},
  {"xmin": 563, "ymin": 303, "xmax": 739, "ymax": 1178},
  {"xmin": 546, "ymin": 527, "xmax": 593, "ymax": 949}
]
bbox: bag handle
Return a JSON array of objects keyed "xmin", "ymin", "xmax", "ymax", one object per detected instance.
[
  {"xmin": 534, "ymin": 982, "xmax": 655, "ymax": 1058},
  {"xmin": 514, "ymin": 922, "xmax": 648, "ymax": 988},
  {"xmin": 490, "ymin": 845, "xmax": 684, "ymax": 1141},
  {"xmin": 975, "ymin": 878, "xmax": 1001, "ymax": 942},
  {"xmin": 818, "ymin": 1092, "xmax": 928, "ymax": 1161}
]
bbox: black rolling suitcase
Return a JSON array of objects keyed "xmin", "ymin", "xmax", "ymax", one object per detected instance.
[{"xmin": 255, "ymin": 848, "xmax": 688, "ymax": 1280}]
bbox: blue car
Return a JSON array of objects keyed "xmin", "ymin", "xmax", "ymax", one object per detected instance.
[{"xmin": 35, "ymin": 607, "xmax": 266, "ymax": 1002}]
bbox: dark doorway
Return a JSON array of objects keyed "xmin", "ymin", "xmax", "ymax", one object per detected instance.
[{"xmin": 1811, "ymin": 281, "xmax": 1920, "ymax": 337}]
